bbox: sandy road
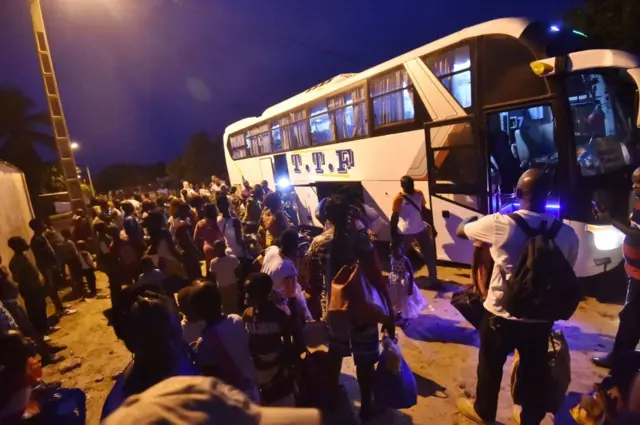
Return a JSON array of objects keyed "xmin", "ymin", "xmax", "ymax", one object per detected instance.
[{"xmin": 42, "ymin": 265, "xmax": 622, "ymax": 425}]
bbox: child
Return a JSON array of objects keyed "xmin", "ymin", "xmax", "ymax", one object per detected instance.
[
  {"xmin": 60, "ymin": 229, "xmax": 85, "ymax": 299},
  {"xmin": 176, "ymin": 285, "xmax": 205, "ymax": 344},
  {"xmin": 76, "ymin": 240, "xmax": 97, "ymax": 297},
  {"xmin": 190, "ymin": 280, "xmax": 259, "ymax": 402},
  {"xmin": 209, "ymin": 240, "xmax": 240, "ymax": 315},
  {"xmin": 135, "ymin": 256, "xmax": 166, "ymax": 294},
  {"xmin": 243, "ymin": 273, "xmax": 303, "ymax": 406},
  {"xmin": 388, "ymin": 243, "xmax": 427, "ymax": 326}
]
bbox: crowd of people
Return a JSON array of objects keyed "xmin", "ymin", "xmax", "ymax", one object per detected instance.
[{"xmin": 1, "ymin": 171, "xmax": 640, "ymax": 425}]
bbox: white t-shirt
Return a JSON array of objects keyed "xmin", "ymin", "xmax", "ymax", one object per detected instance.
[
  {"xmin": 463, "ymin": 210, "xmax": 579, "ymax": 321},
  {"xmin": 392, "ymin": 190, "xmax": 427, "ymax": 235},
  {"xmin": 210, "ymin": 255, "xmax": 240, "ymax": 288},
  {"xmin": 217, "ymin": 217, "xmax": 245, "ymax": 258},
  {"xmin": 260, "ymin": 246, "xmax": 298, "ymax": 294},
  {"xmin": 112, "ymin": 208, "xmax": 125, "ymax": 230},
  {"xmin": 260, "ymin": 246, "xmax": 312, "ymax": 321}
]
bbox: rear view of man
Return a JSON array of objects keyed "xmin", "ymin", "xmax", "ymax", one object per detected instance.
[
  {"xmin": 390, "ymin": 176, "xmax": 438, "ymax": 287},
  {"xmin": 455, "ymin": 169, "xmax": 579, "ymax": 425}
]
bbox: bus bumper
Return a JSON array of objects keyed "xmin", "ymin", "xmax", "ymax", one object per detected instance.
[{"xmin": 567, "ymin": 221, "xmax": 625, "ymax": 278}]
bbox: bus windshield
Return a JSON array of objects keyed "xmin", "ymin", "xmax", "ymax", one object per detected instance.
[{"xmin": 565, "ymin": 70, "xmax": 639, "ymax": 177}]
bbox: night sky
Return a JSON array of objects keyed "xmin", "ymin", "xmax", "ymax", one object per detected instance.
[{"xmin": 0, "ymin": 0, "xmax": 579, "ymax": 171}]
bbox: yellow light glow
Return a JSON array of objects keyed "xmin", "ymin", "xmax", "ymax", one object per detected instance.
[{"xmin": 530, "ymin": 62, "xmax": 554, "ymax": 76}]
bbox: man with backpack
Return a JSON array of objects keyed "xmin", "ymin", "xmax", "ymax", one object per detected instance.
[
  {"xmin": 390, "ymin": 176, "xmax": 438, "ymax": 287},
  {"xmin": 455, "ymin": 169, "xmax": 579, "ymax": 425}
]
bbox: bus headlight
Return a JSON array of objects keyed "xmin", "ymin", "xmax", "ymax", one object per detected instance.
[{"xmin": 586, "ymin": 225, "xmax": 625, "ymax": 251}]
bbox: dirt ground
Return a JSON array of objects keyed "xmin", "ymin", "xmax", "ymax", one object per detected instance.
[{"xmin": 42, "ymin": 265, "xmax": 623, "ymax": 425}]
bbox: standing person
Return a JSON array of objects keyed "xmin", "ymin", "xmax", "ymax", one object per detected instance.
[
  {"xmin": 190, "ymin": 280, "xmax": 259, "ymax": 402},
  {"xmin": 108, "ymin": 225, "xmax": 140, "ymax": 286},
  {"xmin": 194, "ymin": 203, "xmax": 224, "ymax": 271},
  {"xmin": 209, "ymin": 240, "xmax": 240, "ymax": 315},
  {"xmin": 175, "ymin": 218, "xmax": 203, "ymax": 282},
  {"xmin": 135, "ymin": 256, "xmax": 167, "ymax": 294},
  {"xmin": 1, "ymin": 251, "xmax": 65, "ymax": 365},
  {"xmin": 305, "ymin": 195, "xmax": 395, "ymax": 421},
  {"xmin": 229, "ymin": 186, "xmax": 245, "ymax": 219},
  {"xmin": 261, "ymin": 192, "xmax": 292, "ymax": 248},
  {"xmin": 243, "ymin": 273, "xmax": 303, "ymax": 406},
  {"xmin": 28, "ymin": 219, "xmax": 72, "ymax": 316},
  {"xmin": 388, "ymin": 242, "xmax": 427, "ymax": 327},
  {"xmin": 261, "ymin": 180, "xmax": 273, "ymax": 197},
  {"xmin": 390, "ymin": 176, "xmax": 439, "ymax": 287},
  {"xmin": 102, "ymin": 287, "xmax": 199, "ymax": 420},
  {"xmin": 71, "ymin": 208, "xmax": 92, "ymax": 245},
  {"xmin": 177, "ymin": 285, "xmax": 205, "ymax": 345},
  {"xmin": 95, "ymin": 222, "xmax": 124, "ymax": 310},
  {"xmin": 60, "ymin": 229, "xmax": 85, "ymax": 299},
  {"xmin": 111, "ymin": 200, "xmax": 125, "ymax": 230},
  {"xmin": 261, "ymin": 228, "xmax": 313, "ymax": 323},
  {"xmin": 593, "ymin": 167, "xmax": 640, "ymax": 369},
  {"xmin": 210, "ymin": 175, "xmax": 223, "ymax": 195},
  {"xmin": 8, "ymin": 237, "xmax": 51, "ymax": 336},
  {"xmin": 241, "ymin": 179, "xmax": 252, "ymax": 198},
  {"xmin": 243, "ymin": 185, "xmax": 264, "ymax": 225},
  {"xmin": 146, "ymin": 210, "xmax": 187, "ymax": 284},
  {"xmin": 76, "ymin": 240, "xmax": 97, "ymax": 297},
  {"xmin": 217, "ymin": 195, "xmax": 247, "ymax": 261},
  {"xmin": 455, "ymin": 169, "xmax": 579, "ymax": 425},
  {"xmin": 122, "ymin": 202, "xmax": 145, "ymax": 259},
  {"xmin": 472, "ymin": 241, "xmax": 493, "ymax": 301}
]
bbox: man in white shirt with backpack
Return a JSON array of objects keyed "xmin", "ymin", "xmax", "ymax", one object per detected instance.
[{"xmin": 455, "ymin": 169, "xmax": 579, "ymax": 425}]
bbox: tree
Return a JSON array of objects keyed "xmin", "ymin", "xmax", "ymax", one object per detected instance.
[
  {"xmin": 94, "ymin": 162, "xmax": 167, "ymax": 193},
  {"xmin": 167, "ymin": 131, "xmax": 228, "ymax": 184},
  {"xmin": 565, "ymin": 0, "xmax": 640, "ymax": 52},
  {"xmin": 0, "ymin": 87, "xmax": 54, "ymax": 199}
]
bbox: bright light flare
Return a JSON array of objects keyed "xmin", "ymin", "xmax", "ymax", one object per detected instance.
[
  {"xmin": 277, "ymin": 177, "xmax": 291, "ymax": 188},
  {"xmin": 70, "ymin": 141, "xmax": 80, "ymax": 150}
]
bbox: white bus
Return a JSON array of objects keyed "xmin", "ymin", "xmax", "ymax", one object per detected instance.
[{"xmin": 223, "ymin": 18, "xmax": 640, "ymax": 283}]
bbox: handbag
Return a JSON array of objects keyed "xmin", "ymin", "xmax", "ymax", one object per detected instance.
[
  {"xmin": 450, "ymin": 287, "xmax": 486, "ymax": 330},
  {"xmin": 328, "ymin": 261, "xmax": 388, "ymax": 326},
  {"xmin": 511, "ymin": 330, "xmax": 571, "ymax": 413},
  {"xmin": 374, "ymin": 337, "xmax": 418, "ymax": 409}
]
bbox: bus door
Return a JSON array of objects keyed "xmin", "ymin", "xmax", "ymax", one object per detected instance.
[
  {"xmin": 484, "ymin": 103, "xmax": 561, "ymax": 217},
  {"xmin": 425, "ymin": 117, "xmax": 485, "ymax": 263},
  {"xmin": 259, "ymin": 157, "xmax": 275, "ymax": 189}
]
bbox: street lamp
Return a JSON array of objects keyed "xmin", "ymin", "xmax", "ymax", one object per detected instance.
[
  {"xmin": 70, "ymin": 141, "xmax": 79, "ymax": 150},
  {"xmin": 28, "ymin": 0, "xmax": 86, "ymax": 211}
]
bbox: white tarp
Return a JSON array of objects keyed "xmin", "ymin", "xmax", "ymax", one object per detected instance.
[{"xmin": 0, "ymin": 162, "xmax": 34, "ymax": 264}]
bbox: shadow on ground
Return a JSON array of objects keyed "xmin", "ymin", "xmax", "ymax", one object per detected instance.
[
  {"xmin": 403, "ymin": 313, "xmax": 479, "ymax": 347},
  {"xmin": 413, "ymin": 372, "xmax": 448, "ymax": 399},
  {"xmin": 554, "ymin": 323, "xmax": 614, "ymax": 352}
]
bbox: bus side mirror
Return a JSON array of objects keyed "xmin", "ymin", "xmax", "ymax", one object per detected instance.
[{"xmin": 627, "ymin": 68, "xmax": 640, "ymax": 127}]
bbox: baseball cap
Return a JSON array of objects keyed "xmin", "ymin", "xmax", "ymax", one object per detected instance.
[{"xmin": 103, "ymin": 376, "xmax": 322, "ymax": 425}]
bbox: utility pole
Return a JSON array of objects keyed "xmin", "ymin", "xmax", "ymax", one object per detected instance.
[{"xmin": 28, "ymin": 0, "xmax": 86, "ymax": 212}]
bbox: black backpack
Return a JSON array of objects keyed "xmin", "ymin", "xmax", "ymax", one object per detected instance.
[{"xmin": 502, "ymin": 214, "xmax": 581, "ymax": 321}]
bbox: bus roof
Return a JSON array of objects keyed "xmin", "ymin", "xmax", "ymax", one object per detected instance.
[{"xmin": 224, "ymin": 17, "xmax": 531, "ymax": 136}]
